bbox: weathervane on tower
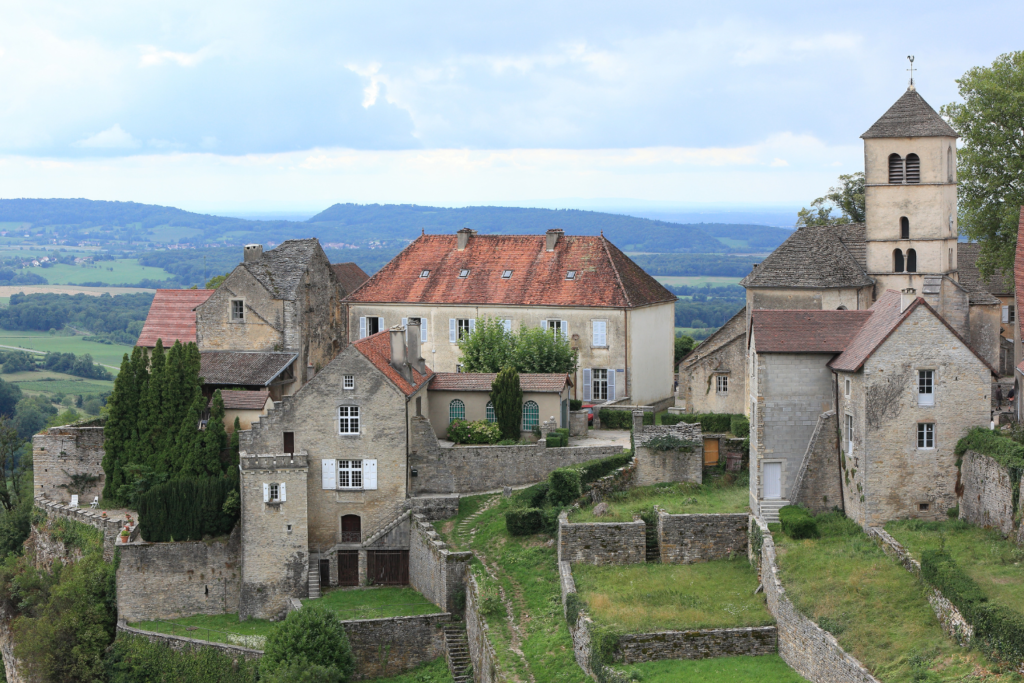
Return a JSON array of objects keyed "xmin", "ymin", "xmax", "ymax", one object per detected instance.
[{"xmin": 907, "ymin": 55, "xmax": 916, "ymax": 89}]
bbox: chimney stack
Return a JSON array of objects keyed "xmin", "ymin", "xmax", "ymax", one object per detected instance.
[
  {"xmin": 244, "ymin": 244, "xmax": 264, "ymax": 262},
  {"xmin": 407, "ymin": 319, "xmax": 426, "ymax": 374},
  {"xmin": 545, "ymin": 228, "xmax": 563, "ymax": 252},
  {"xmin": 457, "ymin": 227, "xmax": 475, "ymax": 251},
  {"xmin": 389, "ymin": 326, "xmax": 412, "ymax": 382},
  {"xmin": 901, "ymin": 287, "xmax": 917, "ymax": 313}
]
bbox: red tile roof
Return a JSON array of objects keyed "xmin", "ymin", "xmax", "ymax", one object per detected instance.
[
  {"xmin": 211, "ymin": 389, "xmax": 272, "ymax": 411},
  {"xmin": 137, "ymin": 289, "xmax": 214, "ymax": 348},
  {"xmin": 353, "ymin": 330, "xmax": 433, "ymax": 396},
  {"xmin": 429, "ymin": 372, "xmax": 571, "ymax": 392},
  {"xmin": 750, "ymin": 310, "xmax": 872, "ymax": 353},
  {"xmin": 1016, "ymin": 207, "xmax": 1024, "ymax": 345},
  {"xmin": 331, "ymin": 262, "xmax": 370, "ymax": 295},
  {"xmin": 344, "ymin": 233, "xmax": 675, "ymax": 309}
]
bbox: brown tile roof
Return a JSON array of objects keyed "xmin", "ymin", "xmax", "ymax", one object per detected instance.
[
  {"xmin": 137, "ymin": 289, "xmax": 214, "ymax": 347},
  {"xmin": 211, "ymin": 389, "xmax": 271, "ymax": 410},
  {"xmin": 750, "ymin": 309, "xmax": 872, "ymax": 353},
  {"xmin": 344, "ymin": 233, "xmax": 675, "ymax": 308},
  {"xmin": 957, "ymin": 243, "xmax": 1007, "ymax": 302},
  {"xmin": 861, "ymin": 88, "xmax": 958, "ymax": 139},
  {"xmin": 1017, "ymin": 207, "xmax": 1024, "ymax": 344},
  {"xmin": 353, "ymin": 331, "xmax": 433, "ymax": 396},
  {"xmin": 200, "ymin": 351, "xmax": 298, "ymax": 386},
  {"xmin": 429, "ymin": 372, "xmax": 570, "ymax": 392},
  {"xmin": 740, "ymin": 224, "xmax": 872, "ymax": 289},
  {"xmin": 331, "ymin": 262, "xmax": 370, "ymax": 295}
]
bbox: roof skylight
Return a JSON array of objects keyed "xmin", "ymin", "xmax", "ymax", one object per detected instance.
[
  {"xmin": 420, "ymin": 270, "xmax": 430, "ymax": 278},
  {"xmin": 566, "ymin": 270, "xmax": 577, "ymax": 280},
  {"xmin": 459, "ymin": 269, "xmax": 470, "ymax": 278},
  {"xmin": 502, "ymin": 270, "xmax": 513, "ymax": 279}
]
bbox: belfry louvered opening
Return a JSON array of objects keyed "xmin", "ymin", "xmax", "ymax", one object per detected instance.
[
  {"xmin": 905, "ymin": 154, "xmax": 920, "ymax": 184},
  {"xmin": 889, "ymin": 154, "xmax": 904, "ymax": 184}
]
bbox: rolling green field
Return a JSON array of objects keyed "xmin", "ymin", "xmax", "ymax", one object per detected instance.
[
  {"xmin": 656, "ymin": 276, "xmax": 743, "ymax": 286},
  {"xmin": 0, "ymin": 330, "xmax": 133, "ymax": 369},
  {"xmin": 13, "ymin": 378, "xmax": 114, "ymax": 396},
  {"xmin": 28, "ymin": 258, "xmax": 173, "ymax": 285}
]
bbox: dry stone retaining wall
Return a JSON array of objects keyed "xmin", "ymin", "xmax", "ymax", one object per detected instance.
[
  {"xmin": 342, "ymin": 613, "xmax": 451, "ymax": 680},
  {"xmin": 408, "ymin": 514, "xmax": 472, "ymax": 613},
  {"xmin": 657, "ymin": 512, "xmax": 748, "ymax": 564},
  {"xmin": 34, "ymin": 497, "xmax": 123, "ymax": 561},
  {"xmin": 557, "ymin": 511, "xmax": 645, "ymax": 566},
  {"xmin": 959, "ymin": 450, "xmax": 1019, "ymax": 538},
  {"xmin": 116, "ymin": 624, "xmax": 263, "ymax": 661},
  {"xmin": 465, "ymin": 575, "xmax": 505, "ymax": 683},
  {"xmin": 616, "ymin": 627, "xmax": 777, "ymax": 663},
  {"xmin": 632, "ymin": 416, "xmax": 703, "ymax": 487}
]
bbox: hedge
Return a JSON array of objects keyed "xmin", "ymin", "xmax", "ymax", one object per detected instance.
[
  {"xmin": 447, "ymin": 419, "xmax": 502, "ymax": 445},
  {"xmin": 546, "ymin": 428, "xmax": 570, "ymax": 448},
  {"xmin": 573, "ymin": 452, "xmax": 634, "ymax": 484},
  {"xmin": 506, "ymin": 507, "xmax": 546, "ymax": 536},
  {"xmin": 598, "ymin": 409, "xmax": 634, "ymax": 430},
  {"xmin": 138, "ymin": 476, "xmax": 239, "ymax": 542},
  {"xmin": 955, "ymin": 427, "xmax": 1024, "ymax": 469},
  {"xmin": 730, "ymin": 415, "xmax": 750, "ymax": 438},
  {"xmin": 106, "ymin": 634, "xmax": 259, "ymax": 683},
  {"xmin": 548, "ymin": 468, "xmax": 583, "ymax": 506},
  {"xmin": 569, "ymin": 399, "xmax": 583, "ymax": 411},
  {"xmin": 661, "ymin": 412, "xmax": 737, "ymax": 433},
  {"xmin": 778, "ymin": 505, "xmax": 818, "ymax": 539}
]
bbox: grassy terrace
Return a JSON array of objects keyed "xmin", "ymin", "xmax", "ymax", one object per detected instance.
[
  {"xmin": 774, "ymin": 513, "xmax": 1013, "ymax": 682},
  {"xmin": 886, "ymin": 518, "xmax": 1024, "ymax": 609},
  {"xmin": 573, "ymin": 558, "xmax": 772, "ymax": 632},
  {"xmin": 569, "ymin": 474, "xmax": 749, "ymax": 523},
  {"xmin": 364, "ymin": 657, "xmax": 453, "ymax": 683},
  {"xmin": 623, "ymin": 656, "xmax": 807, "ymax": 682}
]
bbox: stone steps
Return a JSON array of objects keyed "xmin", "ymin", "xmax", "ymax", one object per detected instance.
[
  {"xmin": 307, "ymin": 560, "xmax": 321, "ymax": 599},
  {"xmin": 758, "ymin": 499, "xmax": 791, "ymax": 524},
  {"xmin": 443, "ymin": 625, "xmax": 471, "ymax": 682}
]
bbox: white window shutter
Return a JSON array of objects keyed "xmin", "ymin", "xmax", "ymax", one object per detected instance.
[
  {"xmin": 583, "ymin": 368, "xmax": 592, "ymax": 401},
  {"xmin": 502, "ymin": 319, "xmax": 512, "ymax": 333},
  {"xmin": 421, "ymin": 319, "xmax": 428, "ymax": 342},
  {"xmin": 1004, "ymin": 306, "xmax": 1010, "ymax": 323},
  {"xmin": 402, "ymin": 317, "xmax": 407, "ymax": 326},
  {"xmin": 263, "ymin": 483, "xmax": 269, "ymax": 503},
  {"xmin": 322, "ymin": 459, "xmax": 336, "ymax": 489},
  {"xmin": 378, "ymin": 317, "xmax": 384, "ymax": 331},
  {"xmin": 449, "ymin": 319, "xmax": 457, "ymax": 342},
  {"xmin": 363, "ymin": 460, "xmax": 378, "ymax": 490},
  {"xmin": 469, "ymin": 318, "xmax": 476, "ymax": 333},
  {"xmin": 280, "ymin": 482, "xmax": 286, "ymax": 502},
  {"xmin": 359, "ymin": 317, "xmax": 367, "ymax": 338},
  {"xmin": 608, "ymin": 370, "xmax": 617, "ymax": 400},
  {"xmin": 402, "ymin": 317, "xmax": 408, "ymax": 341},
  {"xmin": 561, "ymin": 320, "xmax": 568, "ymax": 337}
]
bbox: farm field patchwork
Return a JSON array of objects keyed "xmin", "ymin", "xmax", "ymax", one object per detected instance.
[
  {"xmin": 25, "ymin": 258, "xmax": 174, "ymax": 285},
  {"xmin": 0, "ymin": 330, "xmax": 134, "ymax": 369}
]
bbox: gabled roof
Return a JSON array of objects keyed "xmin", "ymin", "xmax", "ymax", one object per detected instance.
[
  {"xmin": 211, "ymin": 389, "xmax": 272, "ymax": 411},
  {"xmin": 957, "ymin": 243, "xmax": 1006, "ymax": 303},
  {"xmin": 242, "ymin": 238, "xmax": 323, "ymax": 301},
  {"xmin": 681, "ymin": 307, "xmax": 746, "ymax": 369},
  {"xmin": 344, "ymin": 233, "xmax": 675, "ymax": 309},
  {"xmin": 750, "ymin": 309, "xmax": 872, "ymax": 353},
  {"xmin": 740, "ymin": 224, "xmax": 872, "ymax": 289},
  {"xmin": 1016, "ymin": 207, "xmax": 1024, "ymax": 343},
  {"xmin": 429, "ymin": 372, "xmax": 571, "ymax": 392},
  {"xmin": 200, "ymin": 351, "xmax": 298, "ymax": 386},
  {"xmin": 353, "ymin": 331, "xmax": 433, "ymax": 396},
  {"xmin": 331, "ymin": 262, "xmax": 370, "ymax": 295},
  {"xmin": 137, "ymin": 289, "xmax": 214, "ymax": 347},
  {"xmin": 861, "ymin": 88, "xmax": 958, "ymax": 139}
]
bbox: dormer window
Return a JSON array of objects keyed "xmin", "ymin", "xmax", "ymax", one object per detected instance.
[
  {"xmin": 420, "ymin": 270, "xmax": 430, "ymax": 278},
  {"xmin": 566, "ymin": 271, "xmax": 577, "ymax": 280},
  {"xmin": 458, "ymin": 269, "xmax": 470, "ymax": 278},
  {"xmin": 502, "ymin": 270, "xmax": 513, "ymax": 279}
]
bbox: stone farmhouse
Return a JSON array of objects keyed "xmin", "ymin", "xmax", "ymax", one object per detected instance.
[{"xmin": 344, "ymin": 228, "xmax": 678, "ymax": 408}]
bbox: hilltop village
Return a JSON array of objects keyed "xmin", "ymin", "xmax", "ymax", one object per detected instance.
[{"xmin": 18, "ymin": 85, "xmax": 1024, "ymax": 683}]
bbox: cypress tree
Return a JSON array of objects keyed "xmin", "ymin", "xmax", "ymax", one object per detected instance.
[
  {"xmin": 203, "ymin": 390, "xmax": 227, "ymax": 476},
  {"xmin": 490, "ymin": 366, "xmax": 523, "ymax": 440},
  {"xmin": 140, "ymin": 339, "xmax": 166, "ymax": 470},
  {"xmin": 128, "ymin": 346, "xmax": 150, "ymax": 468},
  {"xmin": 176, "ymin": 395, "xmax": 206, "ymax": 478},
  {"xmin": 101, "ymin": 352, "xmax": 135, "ymax": 502},
  {"xmin": 230, "ymin": 416, "xmax": 241, "ymax": 469}
]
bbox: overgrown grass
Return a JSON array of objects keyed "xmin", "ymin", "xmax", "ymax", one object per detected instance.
[
  {"xmin": 886, "ymin": 518, "xmax": 1024, "ymax": 609},
  {"xmin": 362, "ymin": 656, "xmax": 454, "ymax": 683},
  {"xmin": 130, "ymin": 613, "xmax": 276, "ymax": 646},
  {"xmin": 615, "ymin": 655, "xmax": 808, "ymax": 682},
  {"xmin": 774, "ymin": 512, "xmax": 1014, "ymax": 682},
  {"xmin": 573, "ymin": 557, "xmax": 772, "ymax": 633},
  {"xmin": 569, "ymin": 473, "xmax": 749, "ymax": 522},
  {"xmin": 306, "ymin": 586, "xmax": 441, "ymax": 619}
]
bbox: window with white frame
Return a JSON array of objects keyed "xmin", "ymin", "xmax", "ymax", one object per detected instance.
[
  {"xmin": 716, "ymin": 375, "xmax": 728, "ymax": 395},
  {"xmin": 456, "ymin": 319, "xmax": 471, "ymax": 340},
  {"xmin": 522, "ymin": 401, "xmax": 539, "ymax": 430},
  {"xmin": 592, "ymin": 320, "xmax": 607, "ymax": 347},
  {"xmin": 343, "ymin": 375, "xmax": 355, "ymax": 390},
  {"xmin": 501, "ymin": 319, "xmax": 513, "ymax": 332},
  {"xmin": 918, "ymin": 423, "xmax": 935, "ymax": 449},
  {"xmin": 846, "ymin": 414, "xmax": 854, "ymax": 453},
  {"xmin": 458, "ymin": 269, "xmax": 470, "ymax": 278},
  {"xmin": 592, "ymin": 368, "xmax": 609, "ymax": 400},
  {"xmin": 449, "ymin": 399, "xmax": 465, "ymax": 423},
  {"xmin": 1005, "ymin": 306, "xmax": 1017, "ymax": 323},
  {"xmin": 918, "ymin": 370, "xmax": 934, "ymax": 406},
  {"xmin": 566, "ymin": 271, "xmax": 577, "ymax": 280},
  {"xmin": 547, "ymin": 319, "xmax": 567, "ymax": 337},
  {"xmin": 338, "ymin": 406, "xmax": 360, "ymax": 434},
  {"xmin": 269, "ymin": 483, "xmax": 280, "ymax": 501},
  {"xmin": 231, "ymin": 299, "xmax": 244, "ymax": 321},
  {"xmin": 338, "ymin": 460, "xmax": 363, "ymax": 489},
  {"xmin": 845, "ymin": 378, "xmax": 851, "ymax": 397}
]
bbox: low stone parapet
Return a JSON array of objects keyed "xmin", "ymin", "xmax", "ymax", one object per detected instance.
[
  {"xmin": 657, "ymin": 512, "xmax": 748, "ymax": 564},
  {"xmin": 616, "ymin": 626, "xmax": 777, "ymax": 663},
  {"xmin": 557, "ymin": 511, "xmax": 645, "ymax": 566},
  {"xmin": 34, "ymin": 496, "xmax": 127, "ymax": 561},
  {"xmin": 116, "ymin": 624, "xmax": 263, "ymax": 661}
]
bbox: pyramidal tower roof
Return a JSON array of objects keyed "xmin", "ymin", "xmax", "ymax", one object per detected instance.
[{"xmin": 861, "ymin": 87, "xmax": 958, "ymax": 139}]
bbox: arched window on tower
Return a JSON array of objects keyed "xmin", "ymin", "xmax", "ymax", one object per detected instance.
[
  {"xmin": 889, "ymin": 153, "xmax": 904, "ymax": 184},
  {"xmin": 900, "ymin": 217, "xmax": 910, "ymax": 239},
  {"xmin": 894, "ymin": 249, "xmax": 905, "ymax": 273},
  {"xmin": 905, "ymin": 154, "xmax": 920, "ymax": 184},
  {"xmin": 906, "ymin": 249, "xmax": 917, "ymax": 272},
  {"xmin": 948, "ymin": 146, "xmax": 954, "ymax": 182}
]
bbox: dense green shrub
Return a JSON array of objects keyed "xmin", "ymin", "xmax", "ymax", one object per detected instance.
[
  {"xmin": 955, "ymin": 427, "xmax": 1024, "ymax": 468},
  {"xmin": 105, "ymin": 633, "xmax": 260, "ymax": 683},
  {"xmin": 598, "ymin": 409, "xmax": 633, "ymax": 430},
  {"xmin": 546, "ymin": 428, "xmax": 570, "ymax": 448},
  {"xmin": 661, "ymin": 412, "xmax": 736, "ymax": 433},
  {"xmin": 260, "ymin": 604, "xmax": 355, "ymax": 681},
  {"xmin": 569, "ymin": 399, "xmax": 583, "ymax": 411},
  {"xmin": 574, "ymin": 452, "xmax": 633, "ymax": 485},
  {"xmin": 730, "ymin": 415, "xmax": 750, "ymax": 438},
  {"xmin": 779, "ymin": 505, "xmax": 819, "ymax": 539},
  {"xmin": 642, "ymin": 412, "xmax": 655, "ymax": 426},
  {"xmin": 514, "ymin": 481, "xmax": 550, "ymax": 509},
  {"xmin": 565, "ymin": 592, "xmax": 585, "ymax": 625},
  {"xmin": 446, "ymin": 419, "xmax": 502, "ymax": 445},
  {"xmin": 505, "ymin": 507, "xmax": 546, "ymax": 536},
  {"xmin": 548, "ymin": 468, "xmax": 583, "ymax": 506},
  {"xmin": 138, "ymin": 475, "xmax": 239, "ymax": 542}
]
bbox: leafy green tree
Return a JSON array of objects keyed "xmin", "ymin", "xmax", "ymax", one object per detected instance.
[
  {"xmin": 796, "ymin": 172, "xmax": 866, "ymax": 227},
  {"xmin": 456, "ymin": 317, "xmax": 515, "ymax": 372},
  {"xmin": 205, "ymin": 273, "xmax": 229, "ymax": 289},
  {"xmin": 512, "ymin": 326, "xmax": 579, "ymax": 374},
  {"xmin": 176, "ymin": 395, "xmax": 207, "ymax": 478},
  {"xmin": 260, "ymin": 604, "xmax": 355, "ymax": 681},
  {"xmin": 0, "ymin": 378, "xmax": 22, "ymax": 418},
  {"xmin": 0, "ymin": 419, "xmax": 26, "ymax": 512},
  {"xmin": 490, "ymin": 367, "xmax": 523, "ymax": 440},
  {"xmin": 674, "ymin": 335, "xmax": 696, "ymax": 367},
  {"xmin": 941, "ymin": 51, "xmax": 1024, "ymax": 278}
]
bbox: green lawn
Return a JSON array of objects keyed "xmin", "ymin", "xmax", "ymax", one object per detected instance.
[
  {"xmin": 304, "ymin": 586, "xmax": 441, "ymax": 620},
  {"xmin": 0, "ymin": 330, "xmax": 133, "ymax": 369},
  {"xmin": 655, "ymin": 276, "xmax": 743, "ymax": 287},
  {"xmin": 569, "ymin": 475, "xmax": 750, "ymax": 523},
  {"xmin": 363, "ymin": 657, "xmax": 453, "ymax": 683},
  {"xmin": 886, "ymin": 518, "xmax": 1024, "ymax": 609},
  {"xmin": 774, "ymin": 513, "xmax": 1012, "ymax": 682},
  {"xmin": 131, "ymin": 613, "xmax": 275, "ymax": 648},
  {"xmin": 616, "ymin": 656, "xmax": 807, "ymax": 682},
  {"xmin": 573, "ymin": 558, "xmax": 772, "ymax": 633},
  {"xmin": 31, "ymin": 258, "xmax": 174, "ymax": 285}
]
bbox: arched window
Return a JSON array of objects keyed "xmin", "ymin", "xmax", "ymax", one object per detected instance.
[
  {"xmin": 905, "ymin": 153, "xmax": 920, "ymax": 184},
  {"xmin": 522, "ymin": 401, "xmax": 539, "ymax": 431},
  {"xmin": 894, "ymin": 249, "xmax": 905, "ymax": 273},
  {"xmin": 341, "ymin": 515, "xmax": 361, "ymax": 542},
  {"xmin": 900, "ymin": 217, "xmax": 910, "ymax": 239},
  {"xmin": 486, "ymin": 401, "xmax": 496, "ymax": 423},
  {"xmin": 947, "ymin": 146, "xmax": 954, "ymax": 182},
  {"xmin": 836, "ymin": 305, "xmax": 848, "ymax": 311},
  {"xmin": 889, "ymin": 153, "xmax": 904, "ymax": 184},
  {"xmin": 449, "ymin": 399, "xmax": 465, "ymax": 423},
  {"xmin": 906, "ymin": 249, "xmax": 917, "ymax": 273}
]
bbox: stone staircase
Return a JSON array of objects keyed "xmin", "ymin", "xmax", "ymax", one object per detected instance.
[
  {"xmin": 307, "ymin": 559, "xmax": 321, "ymax": 599},
  {"xmin": 443, "ymin": 624, "xmax": 471, "ymax": 682},
  {"xmin": 758, "ymin": 499, "xmax": 790, "ymax": 524}
]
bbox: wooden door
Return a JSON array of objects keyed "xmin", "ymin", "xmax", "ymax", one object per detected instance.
[
  {"xmin": 319, "ymin": 559, "xmax": 330, "ymax": 588},
  {"xmin": 338, "ymin": 551, "xmax": 359, "ymax": 586},
  {"xmin": 367, "ymin": 550, "xmax": 409, "ymax": 586},
  {"xmin": 703, "ymin": 438, "xmax": 720, "ymax": 466},
  {"xmin": 341, "ymin": 515, "xmax": 361, "ymax": 543}
]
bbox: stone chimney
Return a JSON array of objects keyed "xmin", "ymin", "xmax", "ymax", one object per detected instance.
[
  {"xmin": 901, "ymin": 287, "xmax": 917, "ymax": 313},
  {"xmin": 244, "ymin": 244, "xmax": 263, "ymax": 262},
  {"xmin": 545, "ymin": 228, "xmax": 563, "ymax": 252},
  {"xmin": 389, "ymin": 326, "xmax": 412, "ymax": 382},
  {"xmin": 407, "ymin": 320, "xmax": 426, "ymax": 374},
  {"xmin": 457, "ymin": 227, "xmax": 475, "ymax": 251}
]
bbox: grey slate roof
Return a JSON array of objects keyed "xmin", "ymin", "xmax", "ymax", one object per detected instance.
[
  {"xmin": 681, "ymin": 307, "xmax": 746, "ymax": 369},
  {"xmin": 957, "ymin": 242, "xmax": 1008, "ymax": 303},
  {"xmin": 740, "ymin": 223, "xmax": 872, "ymax": 289},
  {"xmin": 861, "ymin": 88, "xmax": 958, "ymax": 139},
  {"xmin": 200, "ymin": 351, "xmax": 298, "ymax": 386},
  {"xmin": 242, "ymin": 238, "xmax": 322, "ymax": 300}
]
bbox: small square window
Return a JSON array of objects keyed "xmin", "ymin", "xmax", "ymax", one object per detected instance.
[
  {"xmin": 566, "ymin": 270, "xmax": 577, "ymax": 280},
  {"xmin": 269, "ymin": 483, "xmax": 280, "ymax": 501},
  {"xmin": 286, "ymin": 524, "xmax": 293, "ymax": 532},
  {"xmin": 231, "ymin": 299, "xmax": 244, "ymax": 321},
  {"xmin": 343, "ymin": 375, "xmax": 355, "ymax": 390},
  {"xmin": 502, "ymin": 270, "xmax": 513, "ymax": 279},
  {"xmin": 420, "ymin": 270, "xmax": 430, "ymax": 278},
  {"xmin": 917, "ymin": 423, "xmax": 935, "ymax": 449},
  {"xmin": 458, "ymin": 269, "xmax": 470, "ymax": 278},
  {"xmin": 339, "ymin": 406, "xmax": 360, "ymax": 434},
  {"xmin": 918, "ymin": 503, "xmax": 930, "ymax": 512}
]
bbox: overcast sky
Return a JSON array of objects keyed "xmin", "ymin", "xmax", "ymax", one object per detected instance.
[{"xmin": 0, "ymin": 0, "xmax": 1020, "ymax": 214}]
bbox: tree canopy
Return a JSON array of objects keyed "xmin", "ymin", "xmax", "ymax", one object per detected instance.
[
  {"xmin": 458, "ymin": 318, "xmax": 578, "ymax": 375},
  {"xmin": 796, "ymin": 172, "xmax": 866, "ymax": 227}
]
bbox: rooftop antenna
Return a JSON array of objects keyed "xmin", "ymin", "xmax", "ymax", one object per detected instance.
[{"xmin": 907, "ymin": 55, "xmax": 916, "ymax": 90}]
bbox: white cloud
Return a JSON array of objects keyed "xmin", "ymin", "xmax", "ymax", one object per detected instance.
[
  {"xmin": 346, "ymin": 62, "xmax": 384, "ymax": 108},
  {"xmin": 72, "ymin": 124, "xmax": 139, "ymax": 149},
  {"xmin": 138, "ymin": 45, "xmax": 213, "ymax": 68}
]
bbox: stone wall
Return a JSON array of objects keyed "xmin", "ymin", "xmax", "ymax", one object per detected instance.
[
  {"xmin": 408, "ymin": 514, "xmax": 472, "ymax": 613},
  {"xmin": 32, "ymin": 422, "xmax": 105, "ymax": 505},
  {"xmin": 615, "ymin": 627, "xmax": 777, "ymax": 663},
  {"xmin": 632, "ymin": 417, "xmax": 703, "ymax": 487},
  {"xmin": 791, "ymin": 411, "xmax": 842, "ymax": 515},
  {"xmin": 558, "ymin": 560, "xmax": 594, "ymax": 676},
  {"xmin": 116, "ymin": 624, "xmax": 263, "ymax": 661},
  {"xmin": 409, "ymin": 496, "xmax": 460, "ymax": 521},
  {"xmin": 117, "ymin": 526, "xmax": 241, "ymax": 623},
  {"xmin": 960, "ymin": 450, "xmax": 1018, "ymax": 537},
  {"xmin": 342, "ymin": 613, "xmax": 451, "ymax": 680},
  {"xmin": 34, "ymin": 497, "xmax": 124, "ymax": 561},
  {"xmin": 558, "ymin": 511, "xmax": 645, "ymax": 566},
  {"xmin": 465, "ymin": 574, "xmax": 505, "ymax": 683},
  {"xmin": 657, "ymin": 512, "xmax": 747, "ymax": 564}
]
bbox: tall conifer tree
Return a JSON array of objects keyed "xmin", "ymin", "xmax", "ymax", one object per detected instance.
[
  {"xmin": 140, "ymin": 339, "xmax": 166, "ymax": 470},
  {"xmin": 101, "ymin": 352, "xmax": 136, "ymax": 501},
  {"xmin": 203, "ymin": 390, "xmax": 227, "ymax": 476},
  {"xmin": 491, "ymin": 367, "xmax": 523, "ymax": 440},
  {"xmin": 176, "ymin": 394, "xmax": 206, "ymax": 478}
]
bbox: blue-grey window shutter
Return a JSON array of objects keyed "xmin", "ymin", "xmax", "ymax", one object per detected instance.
[
  {"xmin": 608, "ymin": 370, "xmax": 616, "ymax": 401},
  {"xmin": 359, "ymin": 317, "xmax": 366, "ymax": 339},
  {"xmin": 449, "ymin": 319, "xmax": 457, "ymax": 343},
  {"xmin": 582, "ymin": 368, "xmax": 592, "ymax": 401}
]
